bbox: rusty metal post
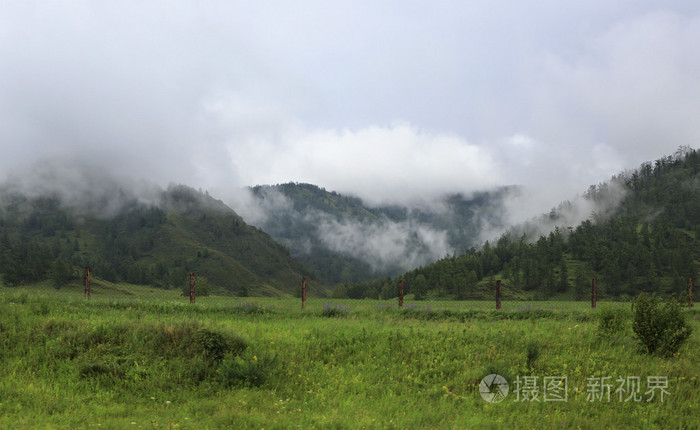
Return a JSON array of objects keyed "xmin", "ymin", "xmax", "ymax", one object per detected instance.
[
  {"xmin": 85, "ymin": 267, "xmax": 90, "ymax": 300},
  {"xmin": 496, "ymin": 279, "xmax": 502, "ymax": 310},
  {"xmin": 189, "ymin": 272, "xmax": 195, "ymax": 304},
  {"xmin": 592, "ymin": 277, "xmax": 597, "ymax": 309},
  {"xmin": 398, "ymin": 279, "xmax": 404, "ymax": 308},
  {"xmin": 689, "ymin": 277, "xmax": 694, "ymax": 307},
  {"xmin": 301, "ymin": 277, "xmax": 306, "ymax": 310}
]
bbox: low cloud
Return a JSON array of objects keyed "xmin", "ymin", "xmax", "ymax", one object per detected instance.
[
  {"xmin": 314, "ymin": 215, "xmax": 452, "ymax": 272},
  {"xmin": 226, "ymin": 185, "xmax": 507, "ymax": 276},
  {"xmin": 225, "ymin": 122, "xmax": 503, "ymax": 208},
  {"xmin": 0, "ymin": 160, "xmax": 163, "ymax": 218},
  {"xmin": 478, "ymin": 177, "xmax": 630, "ymax": 243},
  {"xmin": 221, "ymin": 184, "xmax": 294, "ymax": 227}
]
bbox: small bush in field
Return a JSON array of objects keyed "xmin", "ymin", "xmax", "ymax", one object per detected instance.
[
  {"xmin": 217, "ymin": 354, "xmax": 271, "ymax": 387},
  {"xmin": 597, "ymin": 307, "xmax": 629, "ymax": 337},
  {"xmin": 193, "ymin": 328, "xmax": 248, "ymax": 361},
  {"xmin": 632, "ymin": 292, "xmax": 692, "ymax": 357}
]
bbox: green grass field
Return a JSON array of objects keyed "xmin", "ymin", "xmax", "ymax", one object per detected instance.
[{"xmin": 1, "ymin": 286, "xmax": 698, "ymax": 429}]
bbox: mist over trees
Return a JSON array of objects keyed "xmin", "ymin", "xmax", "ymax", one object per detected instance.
[
  {"xmin": 241, "ymin": 182, "xmax": 516, "ymax": 284},
  {"xmin": 0, "ymin": 148, "xmax": 698, "ymax": 301},
  {"xmin": 344, "ymin": 148, "xmax": 700, "ymax": 300}
]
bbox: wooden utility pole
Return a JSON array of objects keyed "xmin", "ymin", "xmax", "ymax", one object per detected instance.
[
  {"xmin": 496, "ymin": 279, "xmax": 502, "ymax": 310},
  {"xmin": 189, "ymin": 272, "xmax": 195, "ymax": 304},
  {"xmin": 592, "ymin": 277, "xmax": 597, "ymax": 309},
  {"xmin": 398, "ymin": 279, "xmax": 404, "ymax": 308},
  {"xmin": 689, "ymin": 277, "xmax": 694, "ymax": 307},
  {"xmin": 85, "ymin": 267, "xmax": 90, "ymax": 300},
  {"xmin": 301, "ymin": 277, "xmax": 306, "ymax": 310}
]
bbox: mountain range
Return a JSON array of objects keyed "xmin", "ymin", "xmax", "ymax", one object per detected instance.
[{"xmin": 0, "ymin": 147, "xmax": 698, "ymax": 301}]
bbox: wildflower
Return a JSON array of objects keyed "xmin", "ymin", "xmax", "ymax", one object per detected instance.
[{"xmin": 253, "ymin": 355, "xmax": 258, "ymax": 361}]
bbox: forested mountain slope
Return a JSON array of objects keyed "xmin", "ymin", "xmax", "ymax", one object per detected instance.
[
  {"xmin": 344, "ymin": 148, "xmax": 700, "ymax": 300},
  {"xmin": 0, "ymin": 183, "xmax": 319, "ymax": 297}
]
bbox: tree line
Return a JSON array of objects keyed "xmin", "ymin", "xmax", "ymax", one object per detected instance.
[{"xmin": 342, "ymin": 147, "xmax": 700, "ymax": 300}]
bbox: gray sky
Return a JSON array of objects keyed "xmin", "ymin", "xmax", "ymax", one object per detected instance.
[{"xmin": 2, "ymin": 0, "xmax": 700, "ymax": 218}]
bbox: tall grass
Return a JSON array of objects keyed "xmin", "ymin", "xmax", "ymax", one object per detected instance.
[{"xmin": 0, "ymin": 291, "xmax": 698, "ymax": 429}]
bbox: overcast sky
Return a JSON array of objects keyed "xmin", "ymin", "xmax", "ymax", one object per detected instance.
[{"xmin": 2, "ymin": 1, "xmax": 700, "ymax": 214}]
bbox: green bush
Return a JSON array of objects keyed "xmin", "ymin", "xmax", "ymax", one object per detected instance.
[
  {"xmin": 597, "ymin": 307, "xmax": 628, "ymax": 337},
  {"xmin": 193, "ymin": 328, "xmax": 248, "ymax": 361},
  {"xmin": 217, "ymin": 354, "xmax": 270, "ymax": 387},
  {"xmin": 631, "ymin": 293, "xmax": 692, "ymax": 357}
]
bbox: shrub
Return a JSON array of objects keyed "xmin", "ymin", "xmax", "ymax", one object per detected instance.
[
  {"xmin": 631, "ymin": 293, "xmax": 692, "ymax": 357},
  {"xmin": 597, "ymin": 307, "xmax": 629, "ymax": 337},
  {"xmin": 193, "ymin": 328, "xmax": 248, "ymax": 361},
  {"xmin": 217, "ymin": 354, "xmax": 270, "ymax": 387}
]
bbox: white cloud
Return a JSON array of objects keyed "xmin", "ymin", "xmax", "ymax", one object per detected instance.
[
  {"xmin": 226, "ymin": 122, "xmax": 502, "ymax": 207},
  {"xmin": 1, "ymin": 1, "xmax": 700, "ymax": 224}
]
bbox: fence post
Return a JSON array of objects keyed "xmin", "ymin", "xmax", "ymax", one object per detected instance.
[
  {"xmin": 689, "ymin": 277, "xmax": 694, "ymax": 307},
  {"xmin": 301, "ymin": 276, "xmax": 306, "ymax": 310},
  {"xmin": 496, "ymin": 279, "xmax": 502, "ymax": 310},
  {"xmin": 85, "ymin": 266, "xmax": 90, "ymax": 300},
  {"xmin": 592, "ymin": 277, "xmax": 597, "ymax": 309},
  {"xmin": 398, "ymin": 279, "xmax": 404, "ymax": 308},
  {"xmin": 189, "ymin": 272, "xmax": 195, "ymax": 304}
]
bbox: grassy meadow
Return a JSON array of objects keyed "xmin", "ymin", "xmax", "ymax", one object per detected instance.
[{"xmin": 0, "ymin": 285, "xmax": 698, "ymax": 429}]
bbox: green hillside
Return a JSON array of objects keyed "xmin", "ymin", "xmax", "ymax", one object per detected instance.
[
  {"xmin": 345, "ymin": 147, "xmax": 700, "ymax": 300},
  {"xmin": 0, "ymin": 184, "xmax": 323, "ymax": 297}
]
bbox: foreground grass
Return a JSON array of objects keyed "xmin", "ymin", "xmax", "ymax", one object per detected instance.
[{"xmin": 0, "ymin": 291, "xmax": 698, "ymax": 429}]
